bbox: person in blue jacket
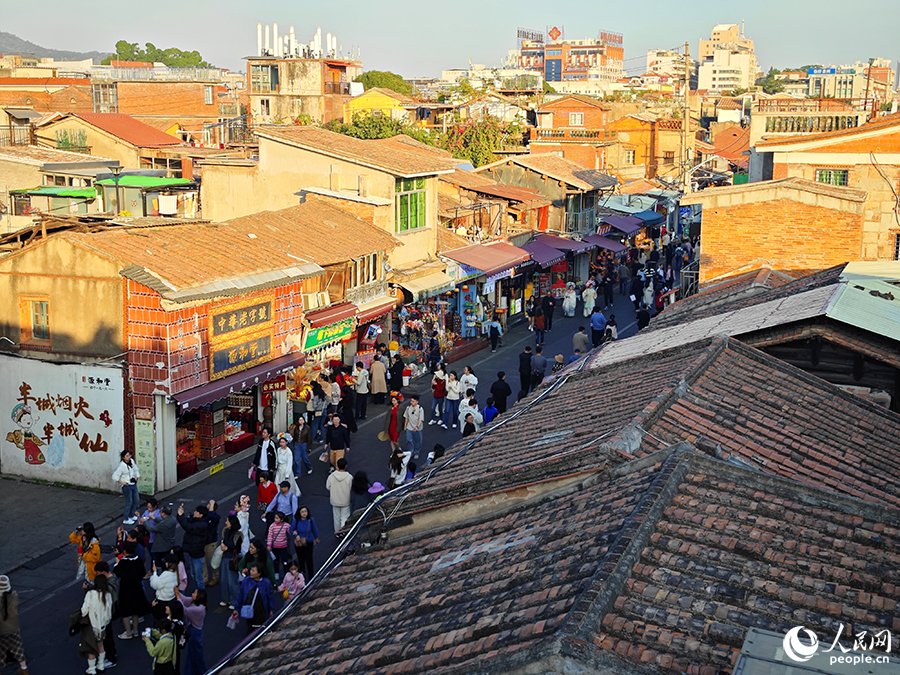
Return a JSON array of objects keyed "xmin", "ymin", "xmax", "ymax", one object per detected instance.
[
  {"xmin": 231, "ymin": 562, "xmax": 274, "ymax": 635},
  {"xmin": 290, "ymin": 506, "xmax": 320, "ymax": 582}
]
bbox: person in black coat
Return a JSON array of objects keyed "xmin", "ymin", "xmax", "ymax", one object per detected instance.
[
  {"xmin": 518, "ymin": 346, "xmax": 533, "ymax": 396},
  {"xmin": 114, "ymin": 541, "xmax": 152, "ymax": 639},
  {"xmin": 489, "ymin": 371, "xmax": 513, "ymax": 414},
  {"xmin": 176, "ymin": 504, "xmax": 210, "ymax": 590},
  {"xmin": 251, "ymin": 427, "xmax": 277, "ymax": 485},
  {"xmin": 541, "ymin": 294, "xmax": 555, "ymax": 331},
  {"xmin": 388, "ymin": 355, "xmax": 405, "ymax": 394}
]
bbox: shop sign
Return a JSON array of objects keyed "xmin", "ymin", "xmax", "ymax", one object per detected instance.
[
  {"xmin": 211, "ymin": 298, "xmax": 273, "ymax": 338},
  {"xmin": 303, "ymin": 318, "xmax": 355, "ymax": 351},
  {"xmin": 445, "ymin": 261, "xmax": 482, "ymax": 283},
  {"xmin": 134, "ymin": 419, "xmax": 155, "ymax": 494},
  {"xmin": 0, "ymin": 356, "xmax": 125, "ymax": 487},
  {"xmin": 512, "ymin": 298, "xmax": 522, "ymax": 315},
  {"xmin": 551, "ymin": 261, "xmax": 568, "ymax": 273},
  {"xmin": 597, "ymin": 223, "xmax": 611, "ymax": 236},
  {"xmin": 210, "ymin": 335, "xmax": 272, "ymax": 380},
  {"xmin": 261, "ymin": 377, "xmax": 286, "ymax": 393},
  {"xmin": 486, "ymin": 269, "xmax": 513, "ymax": 284}
]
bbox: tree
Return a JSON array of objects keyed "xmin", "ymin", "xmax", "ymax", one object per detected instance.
[
  {"xmin": 353, "ymin": 71, "xmax": 412, "ymax": 95},
  {"xmin": 102, "ymin": 40, "xmax": 212, "ymax": 67},
  {"xmin": 323, "ymin": 113, "xmax": 437, "ymax": 147},
  {"xmin": 437, "ymin": 117, "xmax": 523, "ymax": 167},
  {"xmin": 542, "ymin": 81, "xmax": 558, "ymax": 94},
  {"xmin": 756, "ymin": 67, "xmax": 784, "ymax": 94}
]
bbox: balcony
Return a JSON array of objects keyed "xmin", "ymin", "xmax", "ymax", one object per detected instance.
[
  {"xmin": 530, "ymin": 128, "xmax": 614, "ymax": 142},
  {"xmin": 345, "ymin": 279, "xmax": 388, "ymax": 306},
  {"xmin": 564, "ymin": 207, "xmax": 597, "ymax": 234},
  {"xmin": 325, "ymin": 82, "xmax": 351, "ymax": 95}
]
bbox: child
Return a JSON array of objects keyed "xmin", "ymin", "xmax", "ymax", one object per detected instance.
[
  {"xmin": 143, "ymin": 618, "xmax": 176, "ymax": 675},
  {"xmin": 482, "ymin": 397, "xmax": 499, "ymax": 424},
  {"xmin": 462, "ymin": 413, "xmax": 477, "ymax": 438},
  {"xmin": 257, "ymin": 472, "xmax": 277, "ymax": 510},
  {"xmin": 278, "ymin": 562, "xmax": 305, "ymax": 601}
]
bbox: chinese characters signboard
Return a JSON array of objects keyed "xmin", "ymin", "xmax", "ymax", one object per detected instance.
[
  {"xmin": 134, "ymin": 419, "xmax": 155, "ymax": 494},
  {"xmin": 208, "ymin": 294, "xmax": 275, "ymax": 380},
  {"xmin": 303, "ymin": 318, "xmax": 354, "ymax": 351},
  {"xmin": 1, "ymin": 355, "xmax": 124, "ymax": 489}
]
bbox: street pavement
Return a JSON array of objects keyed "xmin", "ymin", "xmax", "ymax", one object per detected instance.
[{"xmin": 1, "ymin": 288, "xmax": 640, "ymax": 675}]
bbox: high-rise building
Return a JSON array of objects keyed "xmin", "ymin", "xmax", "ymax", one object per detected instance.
[
  {"xmin": 646, "ymin": 49, "xmax": 698, "ymax": 89},
  {"xmin": 697, "ymin": 23, "xmax": 759, "ymax": 93},
  {"xmin": 517, "ymin": 29, "xmax": 624, "ymax": 83},
  {"xmin": 698, "ymin": 23, "xmax": 754, "ymax": 60}
]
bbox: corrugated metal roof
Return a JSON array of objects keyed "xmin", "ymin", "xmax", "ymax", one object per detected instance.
[{"xmin": 827, "ymin": 283, "xmax": 900, "ymax": 343}]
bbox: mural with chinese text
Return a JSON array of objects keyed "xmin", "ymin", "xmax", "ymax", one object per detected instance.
[{"xmin": 1, "ymin": 356, "xmax": 125, "ymax": 488}]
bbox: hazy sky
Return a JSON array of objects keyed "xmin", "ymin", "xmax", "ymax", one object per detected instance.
[{"xmin": 7, "ymin": 0, "xmax": 899, "ymax": 77}]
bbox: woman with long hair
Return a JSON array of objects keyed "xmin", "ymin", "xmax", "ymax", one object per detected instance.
[
  {"xmin": 430, "ymin": 364, "xmax": 447, "ymax": 425},
  {"xmin": 111, "ymin": 449, "xmax": 141, "ymax": 525},
  {"xmin": 237, "ymin": 539, "xmax": 275, "ymax": 585},
  {"xmin": 218, "ymin": 515, "xmax": 243, "ymax": 610},
  {"xmin": 232, "ymin": 562, "xmax": 274, "ymax": 636},
  {"xmin": 382, "ymin": 395, "xmax": 403, "ymax": 452},
  {"xmin": 349, "ymin": 470, "xmax": 372, "ymax": 514},
  {"xmin": 291, "ymin": 506, "xmax": 319, "ymax": 582},
  {"xmin": 443, "ymin": 371, "xmax": 461, "ymax": 429},
  {"xmin": 113, "ymin": 540, "xmax": 152, "ymax": 640},
  {"xmin": 149, "ymin": 553, "xmax": 180, "ymax": 624},
  {"xmin": 68, "ymin": 522, "xmax": 102, "ymax": 583},
  {"xmin": 174, "ymin": 586, "xmax": 207, "ymax": 675},
  {"xmin": 265, "ymin": 512, "xmax": 292, "ymax": 580},
  {"xmin": 81, "ymin": 574, "xmax": 113, "ymax": 674},
  {"xmin": 0, "ymin": 575, "xmax": 29, "ymax": 675},
  {"xmin": 309, "ymin": 381, "xmax": 328, "ymax": 444},
  {"xmin": 459, "ymin": 365, "xmax": 478, "ymax": 398},
  {"xmin": 388, "ymin": 447, "xmax": 411, "ymax": 489}
]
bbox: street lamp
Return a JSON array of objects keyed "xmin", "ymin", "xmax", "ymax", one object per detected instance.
[{"xmin": 109, "ymin": 165, "xmax": 123, "ymax": 215}]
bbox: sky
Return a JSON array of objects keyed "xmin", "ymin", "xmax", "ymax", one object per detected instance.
[{"xmin": 7, "ymin": 0, "xmax": 900, "ymax": 77}]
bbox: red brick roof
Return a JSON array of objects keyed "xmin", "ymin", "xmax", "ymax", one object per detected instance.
[
  {"xmin": 63, "ymin": 113, "xmax": 184, "ymax": 148},
  {"xmin": 218, "ymin": 446, "xmax": 900, "ymax": 675}
]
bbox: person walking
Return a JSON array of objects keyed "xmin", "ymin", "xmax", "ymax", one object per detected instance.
[
  {"xmin": 541, "ymin": 294, "xmax": 555, "ymax": 331},
  {"xmin": 353, "ymin": 361, "xmax": 370, "ymax": 420},
  {"xmin": 90, "ymin": 562, "xmax": 119, "ymax": 669},
  {"xmin": 489, "ymin": 371, "xmax": 512, "ymax": 414},
  {"xmin": 69, "ymin": 522, "xmax": 102, "ymax": 584},
  {"xmin": 457, "ymin": 393, "xmax": 483, "ymax": 432},
  {"xmin": 265, "ymin": 512, "xmax": 292, "ymax": 580},
  {"xmin": 339, "ymin": 376, "xmax": 358, "ymax": 434},
  {"xmin": 533, "ymin": 311, "xmax": 545, "ymax": 346},
  {"xmin": 389, "ymin": 355, "xmax": 405, "ymax": 395},
  {"xmin": 217, "ymin": 515, "xmax": 243, "ymax": 611},
  {"xmin": 389, "ymin": 447, "xmax": 412, "ymax": 488},
  {"xmin": 382, "ymin": 395, "xmax": 403, "ymax": 451},
  {"xmin": 174, "ymin": 586, "xmax": 206, "ymax": 675},
  {"xmin": 581, "ymin": 282, "xmax": 597, "ymax": 318},
  {"xmin": 518, "ymin": 346, "xmax": 533, "ymax": 396},
  {"xmin": 561, "ymin": 283, "xmax": 577, "ymax": 317},
  {"xmin": 637, "ymin": 304, "xmax": 651, "ymax": 330},
  {"xmin": 459, "ymin": 365, "xmax": 478, "ymax": 398},
  {"xmin": 114, "ymin": 540, "xmax": 152, "ymax": 640},
  {"xmin": 602, "ymin": 268, "xmax": 615, "ymax": 309},
  {"xmin": 291, "ymin": 506, "xmax": 319, "ymax": 582},
  {"xmin": 265, "ymin": 482, "xmax": 299, "ymax": 529},
  {"xmin": 617, "ymin": 260, "xmax": 631, "ymax": 296},
  {"xmin": 289, "ymin": 416, "xmax": 313, "ymax": 478},
  {"xmin": 530, "ymin": 346, "xmax": 549, "ymax": 390},
  {"xmin": 112, "ymin": 450, "xmax": 140, "ymax": 525},
  {"xmin": 429, "ymin": 364, "xmax": 446, "ymax": 425},
  {"xmin": 606, "ymin": 314, "xmax": 618, "ymax": 340},
  {"xmin": 309, "ymin": 382, "xmax": 328, "ymax": 443},
  {"xmin": 176, "ymin": 504, "xmax": 209, "ymax": 590},
  {"xmin": 590, "ymin": 307, "xmax": 607, "ymax": 348},
  {"xmin": 232, "ymin": 563, "xmax": 274, "ymax": 636},
  {"xmin": 80, "ymin": 574, "xmax": 113, "ymax": 674},
  {"xmin": 424, "ymin": 330, "xmax": 442, "ymax": 372},
  {"xmin": 370, "ymin": 354, "xmax": 388, "ymax": 405},
  {"xmin": 0, "ymin": 575, "xmax": 29, "ymax": 675},
  {"xmin": 250, "ymin": 427, "xmax": 277, "ymax": 486},
  {"xmin": 442, "ymin": 372, "xmax": 461, "ymax": 429},
  {"xmin": 487, "ymin": 316, "xmax": 503, "ymax": 352},
  {"xmin": 274, "ymin": 437, "xmax": 301, "ymax": 497},
  {"xmin": 324, "ymin": 414, "xmax": 351, "ymax": 472},
  {"xmin": 325, "ymin": 458, "xmax": 352, "ymax": 531},
  {"xmin": 237, "ymin": 540, "xmax": 275, "ymax": 586},
  {"xmin": 573, "ymin": 326, "xmax": 590, "ymax": 355},
  {"xmin": 403, "ymin": 395, "xmax": 425, "ymax": 460}
]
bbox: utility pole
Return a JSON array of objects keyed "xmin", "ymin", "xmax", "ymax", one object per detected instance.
[
  {"xmin": 681, "ymin": 42, "xmax": 692, "ymax": 193},
  {"xmin": 863, "ymin": 57, "xmax": 875, "ymax": 121}
]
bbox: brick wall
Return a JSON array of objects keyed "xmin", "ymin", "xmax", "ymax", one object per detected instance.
[
  {"xmin": 698, "ymin": 198, "xmax": 864, "ymax": 282},
  {"xmin": 117, "ymin": 81, "xmax": 219, "ymax": 117},
  {"xmin": 541, "ymin": 102, "xmax": 608, "ymax": 129},
  {"xmin": 529, "ymin": 142, "xmax": 607, "ymax": 171}
]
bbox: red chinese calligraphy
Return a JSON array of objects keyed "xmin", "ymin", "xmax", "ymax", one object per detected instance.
[
  {"xmin": 79, "ymin": 433, "xmax": 108, "ymax": 453},
  {"xmin": 74, "ymin": 396, "xmax": 94, "ymax": 420},
  {"xmin": 42, "ymin": 422, "xmax": 54, "ymax": 444},
  {"xmin": 99, "ymin": 410, "xmax": 113, "ymax": 428},
  {"xmin": 17, "ymin": 382, "xmax": 33, "ymax": 405}
]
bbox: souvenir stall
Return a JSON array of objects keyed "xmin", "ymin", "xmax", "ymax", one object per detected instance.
[
  {"xmin": 393, "ymin": 295, "xmax": 458, "ymax": 376},
  {"xmin": 175, "ymin": 414, "xmax": 200, "ymax": 479},
  {"xmin": 221, "ymin": 391, "xmax": 258, "ymax": 454}
]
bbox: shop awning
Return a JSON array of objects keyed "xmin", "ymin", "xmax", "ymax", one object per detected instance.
[
  {"xmin": 633, "ymin": 209, "xmax": 665, "ymax": 226},
  {"xmin": 582, "ymin": 233, "xmax": 628, "ymax": 252},
  {"xmin": 534, "ymin": 233, "xmax": 593, "ymax": 255},
  {"xmin": 304, "ymin": 302, "xmax": 358, "ymax": 328},
  {"xmin": 441, "ymin": 242, "xmax": 531, "ymax": 277},
  {"xmin": 603, "ymin": 215, "xmax": 644, "ymax": 235},
  {"xmin": 520, "ymin": 240, "xmax": 565, "ymax": 268},
  {"xmin": 172, "ymin": 351, "xmax": 306, "ymax": 414},
  {"xmin": 396, "ymin": 272, "xmax": 455, "ymax": 302},
  {"xmin": 355, "ymin": 296, "xmax": 398, "ymax": 324},
  {"xmin": 5, "ymin": 108, "xmax": 43, "ymax": 122}
]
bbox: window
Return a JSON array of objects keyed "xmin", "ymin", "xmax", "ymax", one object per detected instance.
[
  {"xmin": 260, "ymin": 99, "xmax": 270, "ymax": 117},
  {"xmin": 815, "ymin": 169, "xmax": 848, "ymax": 186},
  {"xmin": 350, "ymin": 253, "xmax": 383, "ymax": 288},
  {"xmin": 250, "ymin": 65, "xmax": 279, "ymax": 93},
  {"xmin": 663, "ymin": 151, "xmax": 675, "ymax": 165},
  {"xmin": 895, "ymin": 234, "xmax": 900, "ymax": 261},
  {"xmin": 624, "ymin": 149, "xmax": 636, "ymax": 165},
  {"xmin": 551, "ymin": 150, "xmax": 565, "ymax": 158},
  {"xmin": 204, "ymin": 85, "xmax": 214, "ymax": 105},
  {"xmin": 19, "ymin": 297, "xmax": 50, "ymax": 344},
  {"xmin": 568, "ymin": 112, "xmax": 584, "ymax": 126},
  {"xmin": 92, "ymin": 83, "xmax": 117, "ymax": 113},
  {"xmin": 395, "ymin": 177, "xmax": 427, "ymax": 232}
]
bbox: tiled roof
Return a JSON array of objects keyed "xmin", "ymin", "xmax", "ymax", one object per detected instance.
[
  {"xmin": 441, "ymin": 168, "xmax": 497, "ymax": 190},
  {"xmin": 503, "ymin": 154, "xmax": 617, "ymax": 191},
  {"xmin": 54, "ymin": 201, "xmax": 398, "ymax": 301},
  {"xmin": 618, "ymin": 178, "xmax": 664, "ymax": 195},
  {"xmin": 0, "ymin": 144, "xmax": 115, "ymax": 166},
  {"xmin": 256, "ymin": 126, "xmax": 455, "ymax": 178},
  {"xmin": 374, "ymin": 134, "xmax": 453, "ymax": 157},
  {"xmin": 436, "ymin": 227, "xmax": 471, "ymax": 254},
  {"xmin": 64, "ymin": 113, "xmax": 184, "ymax": 148},
  {"xmin": 539, "ymin": 93, "xmax": 610, "ymax": 111},
  {"xmin": 220, "ymin": 447, "xmax": 900, "ymax": 675},
  {"xmin": 712, "ymin": 125, "xmax": 750, "ymax": 163}
]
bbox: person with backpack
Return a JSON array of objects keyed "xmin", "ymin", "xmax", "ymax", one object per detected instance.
[
  {"xmin": 231, "ymin": 562, "xmax": 274, "ymax": 635},
  {"xmin": 487, "ymin": 316, "xmax": 503, "ymax": 352},
  {"xmin": 530, "ymin": 346, "xmax": 549, "ymax": 390},
  {"xmin": 425, "ymin": 331, "xmax": 442, "ymax": 373}
]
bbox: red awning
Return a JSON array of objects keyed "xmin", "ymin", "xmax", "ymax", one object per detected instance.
[
  {"xmin": 304, "ymin": 302, "xmax": 357, "ymax": 328},
  {"xmin": 356, "ymin": 296, "xmax": 397, "ymax": 324},
  {"xmin": 172, "ymin": 351, "xmax": 306, "ymax": 414},
  {"xmin": 441, "ymin": 241, "xmax": 531, "ymax": 277}
]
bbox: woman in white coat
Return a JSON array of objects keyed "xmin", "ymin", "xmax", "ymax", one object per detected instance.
[
  {"xmin": 581, "ymin": 281, "xmax": 597, "ymax": 318},
  {"xmin": 459, "ymin": 366, "xmax": 478, "ymax": 398},
  {"xmin": 274, "ymin": 436, "xmax": 301, "ymax": 497},
  {"xmin": 81, "ymin": 575, "xmax": 113, "ymax": 674},
  {"xmin": 561, "ymin": 282, "xmax": 577, "ymax": 317}
]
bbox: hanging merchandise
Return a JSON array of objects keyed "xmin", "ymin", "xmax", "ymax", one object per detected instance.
[{"xmin": 392, "ymin": 295, "xmax": 457, "ymax": 361}]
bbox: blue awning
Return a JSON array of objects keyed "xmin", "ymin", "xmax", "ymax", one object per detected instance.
[{"xmin": 633, "ymin": 210, "xmax": 664, "ymax": 226}]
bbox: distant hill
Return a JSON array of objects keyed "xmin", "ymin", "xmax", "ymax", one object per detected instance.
[{"xmin": 0, "ymin": 31, "xmax": 110, "ymax": 63}]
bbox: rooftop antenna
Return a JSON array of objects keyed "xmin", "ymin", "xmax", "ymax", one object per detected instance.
[{"xmin": 740, "ymin": 20, "xmax": 745, "ymax": 39}]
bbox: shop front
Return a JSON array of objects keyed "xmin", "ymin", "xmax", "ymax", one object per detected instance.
[{"xmin": 533, "ymin": 233, "xmax": 595, "ymax": 285}]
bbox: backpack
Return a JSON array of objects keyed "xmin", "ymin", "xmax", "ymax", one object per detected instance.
[{"xmin": 490, "ymin": 324, "xmax": 500, "ymax": 337}]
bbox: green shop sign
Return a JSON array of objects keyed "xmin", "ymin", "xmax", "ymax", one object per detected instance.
[{"xmin": 303, "ymin": 318, "xmax": 355, "ymax": 351}]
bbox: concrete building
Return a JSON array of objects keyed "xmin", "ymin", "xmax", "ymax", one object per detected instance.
[
  {"xmin": 646, "ymin": 49, "xmax": 697, "ymax": 89},
  {"xmin": 245, "ymin": 23, "xmax": 362, "ymax": 125},
  {"xmin": 696, "ymin": 23, "xmax": 758, "ymax": 94},
  {"xmin": 698, "ymin": 23, "xmax": 754, "ymax": 61},
  {"xmin": 748, "ymin": 95, "xmax": 865, "ymax": 146},
  {"xmin": 517, "ymin": 31, "xmax": 624, "ymax": 83},
  {"xmin": 528, "ymin": 95, "xmax": 613, "ymax": 171},
  {"xmin": 807, "ymin": 59, "xmax": 896, "ymax": 105}
]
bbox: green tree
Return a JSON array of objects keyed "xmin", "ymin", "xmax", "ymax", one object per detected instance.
[
  {"xmin": 102, "ymin": 40, "xmax": 212, "ymax": 67},
  {"xmin": 322, "ymin": 113, "xmax": 437, "ymax": 147},
  {"xmin": 438, "ymin": 117, "xmax": 523, "ymax": 167},
  {"xmin": 756, "ymin": 67, "xmax": 785, "ymax": 94},
  {"xmin": 542, "ymin": 81, "xmax": 558, "ymax": 94},
  {"xmin": 353, "ymin": 71, "xmax": 412, "ymax": 95}
]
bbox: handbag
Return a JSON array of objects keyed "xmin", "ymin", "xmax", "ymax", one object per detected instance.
[
  {"xmin": 240, "ymin": 587, "xmax": 259, "ymax": 619},
  {"xmin": 228, "ymin": 555, "xmax": 240, "ymax": 572},
  {"xmin": 210, "ymin": 543, "xmax": 224, "ymax": 570},
  {"xmin": 282, "ymin": 588, "xmax": 290, "ymax": 601}
]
